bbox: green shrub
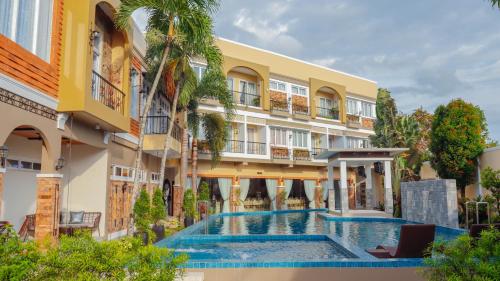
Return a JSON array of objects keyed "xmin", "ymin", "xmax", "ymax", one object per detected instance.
[
  {"xmin": 183, "ymin": 189, "xmax": 196, "ymax": 218},
  {"xmin": 198, "ymin": 182, "xmax": 210, "ymax": 201},
  {"xmin": 423, "ymin": 228, "xmax": 500, "ymax": 281},
  {"xmin": 0, "ymin": 226, "xmax": 40, "ymax": 281},
  {"xmin": 151, "ymin": 187, "xmax": 166, "ymax": 225},
  {"xmin": 134, "ymin": 188, "xmax": 151, "ymax": 233}
]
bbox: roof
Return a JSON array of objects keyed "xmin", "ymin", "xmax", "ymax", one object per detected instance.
[{"xmin": 317, "ymin": 148, "xmax": 409, "ymax": 161}]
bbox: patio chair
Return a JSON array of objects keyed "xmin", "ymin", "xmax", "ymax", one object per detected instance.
[
  {"xmin": 0, "ymin": 221, "xmax": 10, "ymax": 234},
  {"xmin": 366, "ymin": 224, "xmax": 436, "ymax": 258},
  {"xmin": 18, "ymin": 214, "xmax": 36, "ymax": 241},
  {"xmin": 59, "ymin": 211, "xmax": 101, "ymax": 236},
  {"xmin": 469, "ymin": 223, "xmax": 500, "ymax": 239}
]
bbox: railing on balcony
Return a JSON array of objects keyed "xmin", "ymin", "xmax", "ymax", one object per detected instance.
[
  {"xmin": 270, "ymin": 99, "xmax": 289, "ymax": 113},
  {"xmin": 143, "ymin": 115, "xmax": 182, "ymax": 141},
  {"xmin": 271, "ymin": 146, "xmax": 290, "ymax": 160},
  {"xmin": 233, "ymin": 91, "xmax": 261, "ymax": 107},
  {"xmin": 224, "ymin": 140, "xmax": 244, "ymax": 153},
  {"xmin": 293, "ymin": 149, "xmax": 311, "ymax": 161},
  {"xmin": 247, "ymin": 141, "xmax": 266, "ymax": 155},
  {"xmin": 292, "ymin": 104, "xmax": 309, "ymax": 115},
  {"xmin": 91, "ymin": 70, "xmax": 125, "ymax": 113},
  {"xmin": 346, "ymin": 114, "xmax": 362, "ymax": 128},
  {"xmin": 316, "ymin": 107, "xmax": 340, "ymax": 120},
  {"xmin": 312, "ymin": 147, "xmax": 328, "ymax": 159}
]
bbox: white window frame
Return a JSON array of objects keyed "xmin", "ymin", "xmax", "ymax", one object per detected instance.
[
  {"xmin": 291, "ymin": 84, "xmax": 308, "ymax": 97},
  {"xmin": 190, "ymin": 63, "xmax": 207, "ymax": 81},
  {"xmin": 292, "ymin": 130, "xmax": 309, "ymax": 148},
  {"xmin": 270, "ymin": 127, "xmax": 288, "ymax": 147},
  {"xmin": 111, "ymin": 165, "xmax": 147, "ymax": 183},
  {"xmin": 5, "ymin": 158, "xmax": 41, "ymax": 171},
  {"xmin": 150, "ymin": 172, "xmax": 161, "ymax": 184},
  {"xmin": 269, "ymin": 79, "xmax": 287, "ymax": 93},
  {"xmin": 346, "ymin": 98, "xmax": 360, "ymax": 115}
]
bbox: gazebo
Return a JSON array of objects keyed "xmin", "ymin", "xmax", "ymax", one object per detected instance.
[{"xmin": 317, "ymin": 148, "xmax": 407, "ymax": 216}]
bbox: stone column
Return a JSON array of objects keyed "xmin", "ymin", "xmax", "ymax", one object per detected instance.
[
  {"xmin": 364, "ymin": 164, "xmax": 374, "ymax": 210},
  {"xmin": 339, "ymin": 160, "xmax": 349, "ymax": 213},
  {"xmin": 172, "ymin": 185, "xmax": 183, "ymax": 218},
  {"xmin": 35, "ymin": 174, "xmax": 62, "ymax": 241},
  {"xmin": 384, "ymin": 160, "xmax": 393, "ymax": 215},
  {"xmin": 0, "ymin": 168, "xmax": 4, "ymax": 218}
]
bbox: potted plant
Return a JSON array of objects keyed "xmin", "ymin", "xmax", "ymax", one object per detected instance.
[
  {"xmin": 183, "ymin": 189, "xmax": 196, "ymax": 227},
  {"xmin": 151, "ymin": 187, "xmax": 166, "ymax": 242},
  {"xmin": 133, "ymin": 188, "xmax": 151, "ymax": 245},
  {"xmin": 197, "ymin": 182, "xmax": 210, "ymax": 219}
]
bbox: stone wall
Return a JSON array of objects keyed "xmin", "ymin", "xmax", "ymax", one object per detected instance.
[{"xmin": 401, "ymin": 179, "xmax": 458, "ymax": 228}]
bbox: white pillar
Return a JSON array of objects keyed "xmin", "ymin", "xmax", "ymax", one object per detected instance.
[
  {"xmin": 340, "ymin": 160, "xmax": 349, "ymax": 213},
  {"xmin": 384, "ymin": 160, "xmax": 393, "ymax": 215},
  {"xmin": 364, "ymin": 164, "xmax": 373, "ymax": 210},
  {"xmin": 327, "ymin": 164, "xmax": 335, "ymax": 211},
  {"xmin": 243, "ymin": 116, "xmax": 248, "ymax": 154}
]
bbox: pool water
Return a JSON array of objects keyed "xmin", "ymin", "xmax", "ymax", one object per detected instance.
[{"xmin": 171, "ymin": 236, "xmax": 357, "ymax": 261}]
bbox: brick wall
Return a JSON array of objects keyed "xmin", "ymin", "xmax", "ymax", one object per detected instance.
[
  {"xmin": 0, "ymin": 172, "xmax": 3, "ymax": 218},
  {"xmin": 35, "ymin": 176, "xmax": 61, "ymax": 241},
  {"xmin": 107, "ymin": 181, "xmax": 133, "ymax": 233}
]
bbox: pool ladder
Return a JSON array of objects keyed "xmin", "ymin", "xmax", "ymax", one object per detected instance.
[{"xmin": 465, "ymin": 201, "xmax": 490, "ymax": 229}]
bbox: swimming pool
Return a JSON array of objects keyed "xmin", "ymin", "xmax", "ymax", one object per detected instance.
[{"xmin": 156, "ymin": 209, "xmax": 465, "ymax": 268}]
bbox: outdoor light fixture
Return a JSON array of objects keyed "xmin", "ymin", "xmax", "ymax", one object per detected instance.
[
  {"xmin": 55, "ymin": 157, "xmax": 65, "ymax": 171},
  {"xmin": 0, "ymin": 145, "xmax": 8, "ymax": 168},
  {"xmin": 90, "ymin": 30, "xmax": 100, "ymax": 44}
]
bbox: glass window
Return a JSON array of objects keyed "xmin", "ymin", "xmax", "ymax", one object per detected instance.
[
  {"xmin": 6, "ymin": 159, "xmax": 19, "ymax": 168},
  {"xmin": 130, "ymin": 69, "xmax": 140, "ymax": 119},
  {"xmin": 292, "ymin": 130, "xmax": 308, "ymax": 148},
  {"xmin": 270, "ymin": 80, "xmax": 286, "ymax": 92},
  {"xmin": 0, "ymin": 0, "xmax": 54, "ymax": 61},
  {"xmin": 191, "ymin": 64, "xmax": 207, "ymax": 81},
  {"xmin": 271, "ymin": 127, "xmax": 287, "ymax": 146},
  {"xmin": 20, "ymin": 161, "xmax": 32, "ymax": 169},
  {"xmin": 291, "ymin": 85, "xmax": 307, "ymax": 96},
  {"xmin": 361, "ymin": 101, "xmax": 375, "ymax": 118},
  {"xmin": 240, "ymin": 81, "xmax": 256, "ymax": 94},
  {"xmin": 347, "ymin": 99, "xmax": 359, "ymax": 115},
  {"xmin": 227, "ymin": 78, "xmax": 233, "ymax": 91},
  {"xmin": 32, "ymin": 162, "xmax": 41, "ymax": 170}
]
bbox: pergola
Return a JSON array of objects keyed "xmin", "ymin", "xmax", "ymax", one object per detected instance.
[{"xmin": 317, "ymin": 148, "xmax": 408, "ymax": 216}]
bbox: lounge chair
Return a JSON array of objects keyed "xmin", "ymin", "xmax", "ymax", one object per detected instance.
[
  {"xmin": 366, "ymin": 224, "xmax": 436, "ymax": 258},
  {"xmin": 469, "ymin": 223, "xmax": 500, "ymax": 239}
]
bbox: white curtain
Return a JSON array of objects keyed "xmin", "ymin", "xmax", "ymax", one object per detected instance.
[
  {"xmin": 218, "ymin": 178, "xmax": 232, "ymax": 213},
  {"xmin": 0, "ymin": 1, "xmax": 12, "ymax": 37},
  {"xmin": 185, "ymin": 177, "xmax": 192, "ymax": 190},
  {"xmin": 304, "ymin": 180, "xmax": 316, "ymax": 208},
  {"xmin": 238, "ymin": 178, "xmax": 250, "ymax": 211},
  {"xmin": 321, "ymin": 180, "xmax": 329, "ymax": 208},
  {"xmin": 265, "ymin": 179, "xmax": 278, "ymax": 210},
  {"xmin": 284, "ymin": 179, "xmax": 293, "ymax": 198},
  {"xmin": 196, "ymin": 177, "xmax": 201, "ymax": 190}
]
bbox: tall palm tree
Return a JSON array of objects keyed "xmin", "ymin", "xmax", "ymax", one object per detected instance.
[
  {"xmin": 492, "ymin": 0, "xmax": 500, "ymax": 8},
  {"xmin": 115, "ymin": 0, "xmax": 220, "ymax": 231}
]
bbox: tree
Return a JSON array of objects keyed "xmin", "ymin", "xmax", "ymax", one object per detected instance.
[
  {"xmin": 370, "ymin": 88, "xmax": 398, "ymax": 148},
  {"xmin": 133, "ymin": 189, "xmax": 151, "ymax": 236},
  {"xmin": 491, "ymin": 0, "xmax": 500, "ymax": 9},
  {"xmin": 151, "ymin": 187, "xmax": 166, "ymax": 225},
  {"xmin": 430, "ymin": 99, "xmax": 487, "ymax": 199},
  {"xmin": 481, "ymin": 167, "xmax": 500, "ymax": 214},
  {"xmin": 116, "ymin": 0, "xmax": 221, "ymax": 232}
]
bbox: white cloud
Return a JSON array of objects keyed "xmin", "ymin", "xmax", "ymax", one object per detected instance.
[{"xmin": 311, "ymin": 57, "xmax": 339, "ymax": 67}]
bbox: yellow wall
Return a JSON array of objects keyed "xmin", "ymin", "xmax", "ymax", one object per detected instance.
[{"xmin": 58, "ymin": 0, "xmax": 131, "ymax": 132}]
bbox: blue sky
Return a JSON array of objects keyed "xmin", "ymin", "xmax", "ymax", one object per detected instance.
[{"xmin": 134, "ymin": 0, "xmax": 500, "ymax": 141}]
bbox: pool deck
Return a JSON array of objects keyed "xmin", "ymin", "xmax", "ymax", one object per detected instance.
[{"xmin": 326, "ymin": 209, "xmax": 393, "ymax": 218}]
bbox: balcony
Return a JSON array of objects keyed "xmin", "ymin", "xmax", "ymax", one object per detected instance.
[
  {"xmin": 91, "ymin": 70, "xmax": 125, "ymax": 114},
  {"xmin": 292, "ymin": 104, "xmax": 310, "ymax": 120},
  {"xmin": 271, "ymin": 146, "xmax": 290, "ymax": 160},
  {"xmin": 224, "ymin": 140, "xmax": 245, "ymax": 153},
  {"xmin": 247, "ymin": 141, "xmax": 266, "ymax": 155},
  {"xmin": 293, "ymin": 149, "xmax": 311, "ymax": 161},
  {"xmin": 312, "ymin": 147, "xmax": 328, "ymax": 159},
  {"xmin": 143, "ymin": 115, "xmax": 182, "ymax": 141},
  {"xmin": 346, "ymin": 114, "xmax": 362, "ymax": 129},
  {"xmin": 316, "ymin": 107, "xmax": 340, "ymax": 120},
  {"xmin": 233, "ymin": 91, "xmax": 261, "ymax": 107},
  {"xmin": 270, "ymin": 99, "xmax": 289, "ymax": 117}
]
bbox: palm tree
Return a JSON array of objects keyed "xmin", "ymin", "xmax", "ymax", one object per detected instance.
[
  {"xmin": 115, "ymin": 0, "xmax": 220, "ymax": 231},
  {"xmin": 491, "ymin": 0, "xmax": 500, "ymax": 8}
]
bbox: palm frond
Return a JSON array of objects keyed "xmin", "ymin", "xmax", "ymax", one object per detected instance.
[{"xmin": 201, "ymin": 113, "xmax": 227, "ymax": 165}]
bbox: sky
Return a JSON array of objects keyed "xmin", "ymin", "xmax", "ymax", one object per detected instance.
[{"xmin": 133, "ymin": 0, "xmax": 500, "ymax": 141}]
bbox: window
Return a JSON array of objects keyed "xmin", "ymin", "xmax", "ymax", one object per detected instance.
[
  {"xmin": 292, "ymin": 130, "xmax": 308, "ymax": 148},
  {"xmin": 0, "ymin": 0, "xmax": 54, "ymax": 61},
  {"xmin": 130, "ymin": 69, "xmax": 140, "ymax": 119},
  {"xmin": 291, "ymin": 85, "xmax": 307, "ymax": 96},
  {"xmin": 239, "ymin": 81, "xmax": 256, "ymax": 94},
  {"xmin": 270, "ymin": 80, "xmax": 286, "ymax": 92},
  {"xmin": 5, "ymin": 159, "xmax": 41, "ymax": 170},
  {"xmin": 192, "ymin": 64, "xmax": 207, "ymax": 81},
  {"xmin": 361, "ymin": 101, "xmax": 376, "ymax": 118},
  {"xmin": 270, "ymin": 127, "xmax": 288, "ymax": 146},
  {"xmin": 346, "ymin": 137, "xmax": 371, "ymax": 149},
  {"xmin": 347, "ymin": 99, "xmax": 359, "ymax": 115},
  {"xmin": 111, "ymin": 165, "xmax": 146, "ymax": 182},
  {"xmin": 151, "ymin": 172, "xmax": 160, "ymax": 184}
]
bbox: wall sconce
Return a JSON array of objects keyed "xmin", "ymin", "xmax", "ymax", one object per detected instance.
[
  {"xmin": 0, "ymin": 145, "xmax": 8, "ymax": 168},
  {"xmin": 55, "ymin": 157, "xmax": 65, "ymax": 171},
  {"xmin": 89, "ymin": 30, "xmax": 101, "ymax": 46}
]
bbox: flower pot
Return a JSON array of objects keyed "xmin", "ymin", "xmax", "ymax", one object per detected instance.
[
  {"xmin": 152, "ymin": 225, "xmax": 165, "ymax": 242},
  {"xmin": 184, "ymin": 217, "xmax": 194, "ymax": 227},
  {"xmin": 133, "ymin": 231, "xmax": 149, "ymax": 245}
]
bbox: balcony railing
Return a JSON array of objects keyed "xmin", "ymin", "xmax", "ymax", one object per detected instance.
[
  {"xmin": 312, "ymin": 147, "xmax": 328, "ymax": 159},
  {"xmin": 293, "ymin": 149, "xmax": 311, "ymax": 161},
  {"xmin": 270, "ymin": 99, "xmax": 289, "ymax": 113},
  {"xmin": 247, "ymin": 141, "xmax": 266, "ymax": 155},
  {"xmin": 271, "ymin": 146, "xmax": 290, "ymax": 160},
  {"xmin": 224, "ymin": 140, "xmax": 244, "ymax": 153},
  {"xmin": 143, "ymin": 115, "xmax": 182, "ymax": 141},
  {"xmin": 346, "ymin": 114, "xmax": 362, "ymax": 128},
  {"xmin": 233, "ymin": 91, "xmax": 261, "ymax": 107},
  {"xmin": 91, "ymin": 70, "xmax": 125, "ymax": 113},
  {"xmin": 292, "ymin": 104, "xmax": 309, "ymax": 115},
  {"xmin": 316, "ymin": 107, "xmax": 340, "ymax": 120}
]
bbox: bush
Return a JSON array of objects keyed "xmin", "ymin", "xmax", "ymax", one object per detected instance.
[
  {"xmin": 151, "ymin": 187, "xmax": 166, "ymax": 225},
  {"xmin": 134, "ymin": 188, "xmax": 152, "ymax": 233},
  {"xmin": 183, "ymin": 189, "xmax": 196, "ymax": 219},
  {"xmin": 198, "ymin": 182, "xmax": 210, "ymax": 201},
  {"xmin": 423, "ymin": 228, "xmax": 500, "ymax": 281},
  {"xmin": 0, "ymin": 226, "xmax": 40, "ymax": 281}
]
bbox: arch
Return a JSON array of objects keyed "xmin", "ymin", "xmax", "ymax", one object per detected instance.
[
  {"xmin": 309, "ymin": 78, "xmax": 347, "ymax": 122},
  {"xmin": 227, "ymin": 66, "xmax": 266, "ymax": 107}
]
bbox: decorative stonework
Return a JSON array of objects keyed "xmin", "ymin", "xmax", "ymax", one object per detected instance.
[
  {"xmin": 0, "ymin": 88, "xmax": 57, "ymax": 120},
  {"xmin": 35, "ymin": 176, "xmax": 62, "ymax": 241},
  {"xmin": 362, "ymin": 118, "xmax": 374, "ymax": 129},
  {"xmin": 401, "ymin": 179, "xmax": 459, "ymax": 228},
  {"xmin": 271, "ymin": 147, "xmax": 289, "ymax": 159}
]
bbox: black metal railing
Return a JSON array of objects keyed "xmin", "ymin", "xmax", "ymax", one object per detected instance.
[
  {"xmin": 316, "ymin": 107, "xmax": 340, "ymax": 120},
  {"xmin": 270, "ymin": 99, "xmax": 289, "ymax": 112},
  {"xmin": 143, "ymin": 115, "xmax": 182, "ymax": 141},
  {"xmin": 247, "ymin": 141, "xmax": 266, "ymax": 155},
  {"xmin": 312, "ymin": 147, "xmax": 328, "ymax": 159},
  {"xmin": 224, "ymin": 140, "xmax": 244, "ymax": 153},
  {"xmin": 233, "ymin": 91, "xmax": 261, "ymax": 107},
  {"xmin": 292, "ymin": 104, "xmax": 309, "ymax": 115},
  {"xmin": 91, "ymin": 71, "xmax": 125, "ymax": 113}
]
